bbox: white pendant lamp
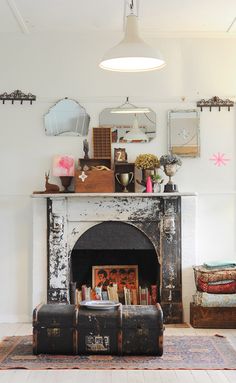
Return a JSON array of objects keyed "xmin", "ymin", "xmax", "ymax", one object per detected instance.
[
  {"xmin": 99, "ymin": 2, "xmax": 166, "ymax": 72},
  {"xmin": 123, "ymin": 115, "xmax": 148, "ymax": 142}
]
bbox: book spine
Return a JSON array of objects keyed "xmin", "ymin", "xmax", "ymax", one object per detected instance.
[
  {"xmin": 76, "ymin": 289, "xmax": 82, "ymax": 305},
  {"xmin": 81, "ymin": 285, "xmax": 87, "ymax": 301},
  {"xmin": 138, "ymin": 286, "xmax": 142, "ymax": 305},
  {"xmin": 101, "ymin": 291, "xmax": 108, "ymax": 300},
  {"xmin": 131, "ymin": 289, "xmax": 137, "ymax": 305},
  {"xmin": 124, "ymin": 287, "xmax": 128, "ymax": 305},
  {"xmin": 151, "ymin": 285, "xmax": 157, "ymax": 305},
  {"xmin": 95, "ymin": 287, "xmax": 102, "ymax": 300},
  {"xmin": 141, "ymin": 288, "xmax": 147, "ymax": 305},
  {"xmin": 85, "ymin": 287, "xmax": 91, "ymax": 301}
]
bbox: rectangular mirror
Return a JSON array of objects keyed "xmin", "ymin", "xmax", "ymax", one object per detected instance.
[{"xmin": 168, "ymin": 109, "xmax": 200, "ymax": 157}]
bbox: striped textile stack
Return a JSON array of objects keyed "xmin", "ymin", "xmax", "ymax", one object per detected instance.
[{"xmin": 192, "ymin": 261, "xmax": 236, "ymax": 307}]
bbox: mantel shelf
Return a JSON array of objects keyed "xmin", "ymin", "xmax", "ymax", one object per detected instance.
[{"xmin": 32, "ymin": 192, "xmax": 197, "ymax": 198}]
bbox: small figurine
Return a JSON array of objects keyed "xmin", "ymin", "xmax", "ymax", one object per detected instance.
[
  {"xmin": 45, "ymin": 171, "xmax": 60, "ymax": 193},
  {"xmin": 83, "ymin": 139, "xmax": 89, "ymax": 160}
]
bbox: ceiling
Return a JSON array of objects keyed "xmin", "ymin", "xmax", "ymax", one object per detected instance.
[{"xmin": 1, "ymin": 0, "xmax": 236, "ymax": 36}]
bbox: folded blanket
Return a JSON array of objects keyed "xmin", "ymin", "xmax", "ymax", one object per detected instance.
[
  {"xmin": 203, "ymin": 261, "xmax": 236, "ymax": 268},
  {"xmin": 193, "ymin": 291, "xmax": 236, "ymax": 307}
]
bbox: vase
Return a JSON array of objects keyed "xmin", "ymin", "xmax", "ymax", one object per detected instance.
[
  {"xmin": 141, "ymin": 169, "xmax": 155, "ymax": 186},
  {"xmin": 60, "ymin": 176, "xmax": 73, "ymax": 193},
  {"xmin": 153, "ymin": 183, "xmax": 162, "ymax": 193},
  {"xmin": 163, "ymin": 164, "xmax": 178, "ymax": 192}
]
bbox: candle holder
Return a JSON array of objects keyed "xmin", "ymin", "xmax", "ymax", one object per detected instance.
[{"xmin": 60, "ymin": 176, "xmax": 73, "ymax": 193}]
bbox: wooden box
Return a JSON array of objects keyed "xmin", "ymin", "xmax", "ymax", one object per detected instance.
[
  {"xmin": 93, "ymin": 127, "xmax": 111, "ymax": 159},
  {"xmin": 190, "ymin": 302, "xmax": 236, "ymax": 328},
  {"xmin": 79, "ymin": 158, "xmax": 111, "ymax": 170},
  {"xmin": 75, "ymin": 169, "xmax": 115, "ymax": 193}
]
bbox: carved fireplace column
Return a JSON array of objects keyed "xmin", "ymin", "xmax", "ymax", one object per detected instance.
[
  {"xmin": 160, "ymin": 197, "xmax": 182, "ymax": 323},
  {"xmin": 47, "ymin": 198, "xmax": 69, "ymax": 303}
]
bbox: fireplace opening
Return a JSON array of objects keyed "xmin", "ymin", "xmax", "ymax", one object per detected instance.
[
  {"xmin": 70, "ymin": 221, "xmax": 160, "ymax": 303},
  {"xmin": 71, "ymin": 249, "xmax": 159, "ymax": 289}
]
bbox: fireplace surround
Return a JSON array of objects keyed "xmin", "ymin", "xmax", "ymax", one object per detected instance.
[{"xmin": 32, "ymin": 192, "xmax": 197, "ymax": 323}]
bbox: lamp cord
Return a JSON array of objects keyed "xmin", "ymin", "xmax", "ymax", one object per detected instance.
[{"xmin": 129, "ymin": 0, "xmax": 134, "ymax": 14}]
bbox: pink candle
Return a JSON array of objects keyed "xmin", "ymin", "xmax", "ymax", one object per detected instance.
[
  {"xmin": 52, "ymin": 155, "xmax": 75, "ymax": 177},
  {"xmin": 146, "ymin": 176, "xmax": 153, "ymax": 193}
]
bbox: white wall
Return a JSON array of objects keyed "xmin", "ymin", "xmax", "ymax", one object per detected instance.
[{"xmin": 0, "ymin": 31, "xmax": 236, "ymax": 321}]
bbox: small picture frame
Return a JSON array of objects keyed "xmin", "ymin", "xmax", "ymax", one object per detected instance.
[
  {"xmin": 92, "ymin": 265, "xmax": 138, "ymax": 292},
  {"xmin": 114, "ymin": 148, "xmax": 127, "ymax": 163}
]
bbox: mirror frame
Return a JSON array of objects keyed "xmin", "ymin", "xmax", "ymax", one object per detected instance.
[
  {"xmin": 44, "ymin": 98, "xmax": 90, "ymax": 136},
  {"xmin": 168, "ymin": 109, "xmax": 200, "ymax": 157}
]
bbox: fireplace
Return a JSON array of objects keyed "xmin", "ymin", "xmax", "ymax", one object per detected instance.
[
  {"xmin": 70, "ymin": 221, "xmax": 160, "ymax": 303},
  {"xmin": 32, "ymin": 193, "xmax": 197, "ymax": 324}
]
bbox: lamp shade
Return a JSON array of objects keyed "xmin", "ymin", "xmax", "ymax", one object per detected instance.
[
  {"xmin": 123, "ymin": 116, "xmax": 148, "ymax": 142},
  {"xmin": 99, "ymin": 14, "xmax": 166, "ymax": 72},
  {"xmin": 111, "ymin": 106, "xmax": 150, "ymax": 114}
]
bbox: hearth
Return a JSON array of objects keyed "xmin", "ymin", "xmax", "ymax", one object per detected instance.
[
  {"xmin": 32, "ymin": 192, "xmax": 197, "ymax": 324},
  {"xmin": 70, "ymin": 221, "xmax": 160, "ymax": 303}
]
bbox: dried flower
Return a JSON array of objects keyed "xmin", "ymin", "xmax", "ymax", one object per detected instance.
[
  {"xmin": 135, "ymin": 154, "xmax": 160, "ymax": 169},
  {"xmin": 160, "ymin": 154, "xmax": 182, "ymax": 167}
]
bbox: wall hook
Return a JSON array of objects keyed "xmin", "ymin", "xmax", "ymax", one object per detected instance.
[
  {"xmin": 0, "ymin": 89, "xmax": 36, "ymax": 105},
  {"xmin": 197, "ymin": 96, "xmax": 234, "ymax": 112}
]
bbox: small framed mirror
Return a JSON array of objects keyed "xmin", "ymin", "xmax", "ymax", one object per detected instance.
[
  {"xmin": 44, "ymin": 98, "xmax": 90, "ymax": 136},
  {"xmin": 168, "ymin": 109, "xmax": 200, "ymax": 157},
  {"xmin": 99, "ymin": 100, "xmax": 156, "ymax": 143}
]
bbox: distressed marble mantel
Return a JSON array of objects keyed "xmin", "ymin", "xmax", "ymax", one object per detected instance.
[{"xmin": 32, "ymin": 192, "xmax": 197, "ymax": 323}]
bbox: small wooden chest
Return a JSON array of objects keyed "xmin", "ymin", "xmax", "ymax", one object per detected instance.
[
  {"xmin": 33, "ymin": 304, "xmax": 78, "ymax": 354},
  {"xmin": 190, "ymin": 302, "xmax": 236, "ymax": 329},
  {"xmin": 74, "ymin": 169, "xmax": 115, "ymax": 193}
]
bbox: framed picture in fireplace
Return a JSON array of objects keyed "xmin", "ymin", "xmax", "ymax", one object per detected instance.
[{"xmin": 92, "ymin": 265, "xmax": 139, "ymax": 292}]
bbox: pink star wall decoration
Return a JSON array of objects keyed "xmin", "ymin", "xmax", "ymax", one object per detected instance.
[{"xmin": 209, "ymin": 152, "xmax": 230, "ymax": 167}]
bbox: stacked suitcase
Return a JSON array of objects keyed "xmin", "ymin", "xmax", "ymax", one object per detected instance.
[
  {"xmin": 33, "ymin": 303, "xmax": 164, "ymax": 355},
  {"xmin": 190, "ymin": 264, "xmax": 236, "ymax": 328}
]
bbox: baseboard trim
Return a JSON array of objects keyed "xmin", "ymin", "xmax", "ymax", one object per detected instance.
[{"xmin": 0, "ymin": 315, "xmax": 31, "ymax": 323}]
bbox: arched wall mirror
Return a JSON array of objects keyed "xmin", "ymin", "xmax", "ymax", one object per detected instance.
[
  {"xmin": 44, "ymin": 98, "xmax": 90, "ymax": 136},
  {"xmin": 99, "ymin": 99, "xmax": 156, "ymax": 143},
  {"xmin": 168, "ymin": 109, "xmax": 200, "ymax": 157}
]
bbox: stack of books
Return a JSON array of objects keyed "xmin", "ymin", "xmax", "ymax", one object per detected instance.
[{"xmin": 73, "ymin": 284, "xmax": 158, "ymax": 306}]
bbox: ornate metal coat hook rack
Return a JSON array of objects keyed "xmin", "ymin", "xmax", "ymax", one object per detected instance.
[
  {"xmin": 0, "ymin": 89, "xmax": 36, "ymax": 104},
  {"xmin": 197, "ymin": 96, "xmax": 234, "ymax": 112}
]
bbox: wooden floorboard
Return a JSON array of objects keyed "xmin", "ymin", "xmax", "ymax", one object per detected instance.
[{"xmin": 0, "ymin": 323, "xmax": 235, "ymax": 383}]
